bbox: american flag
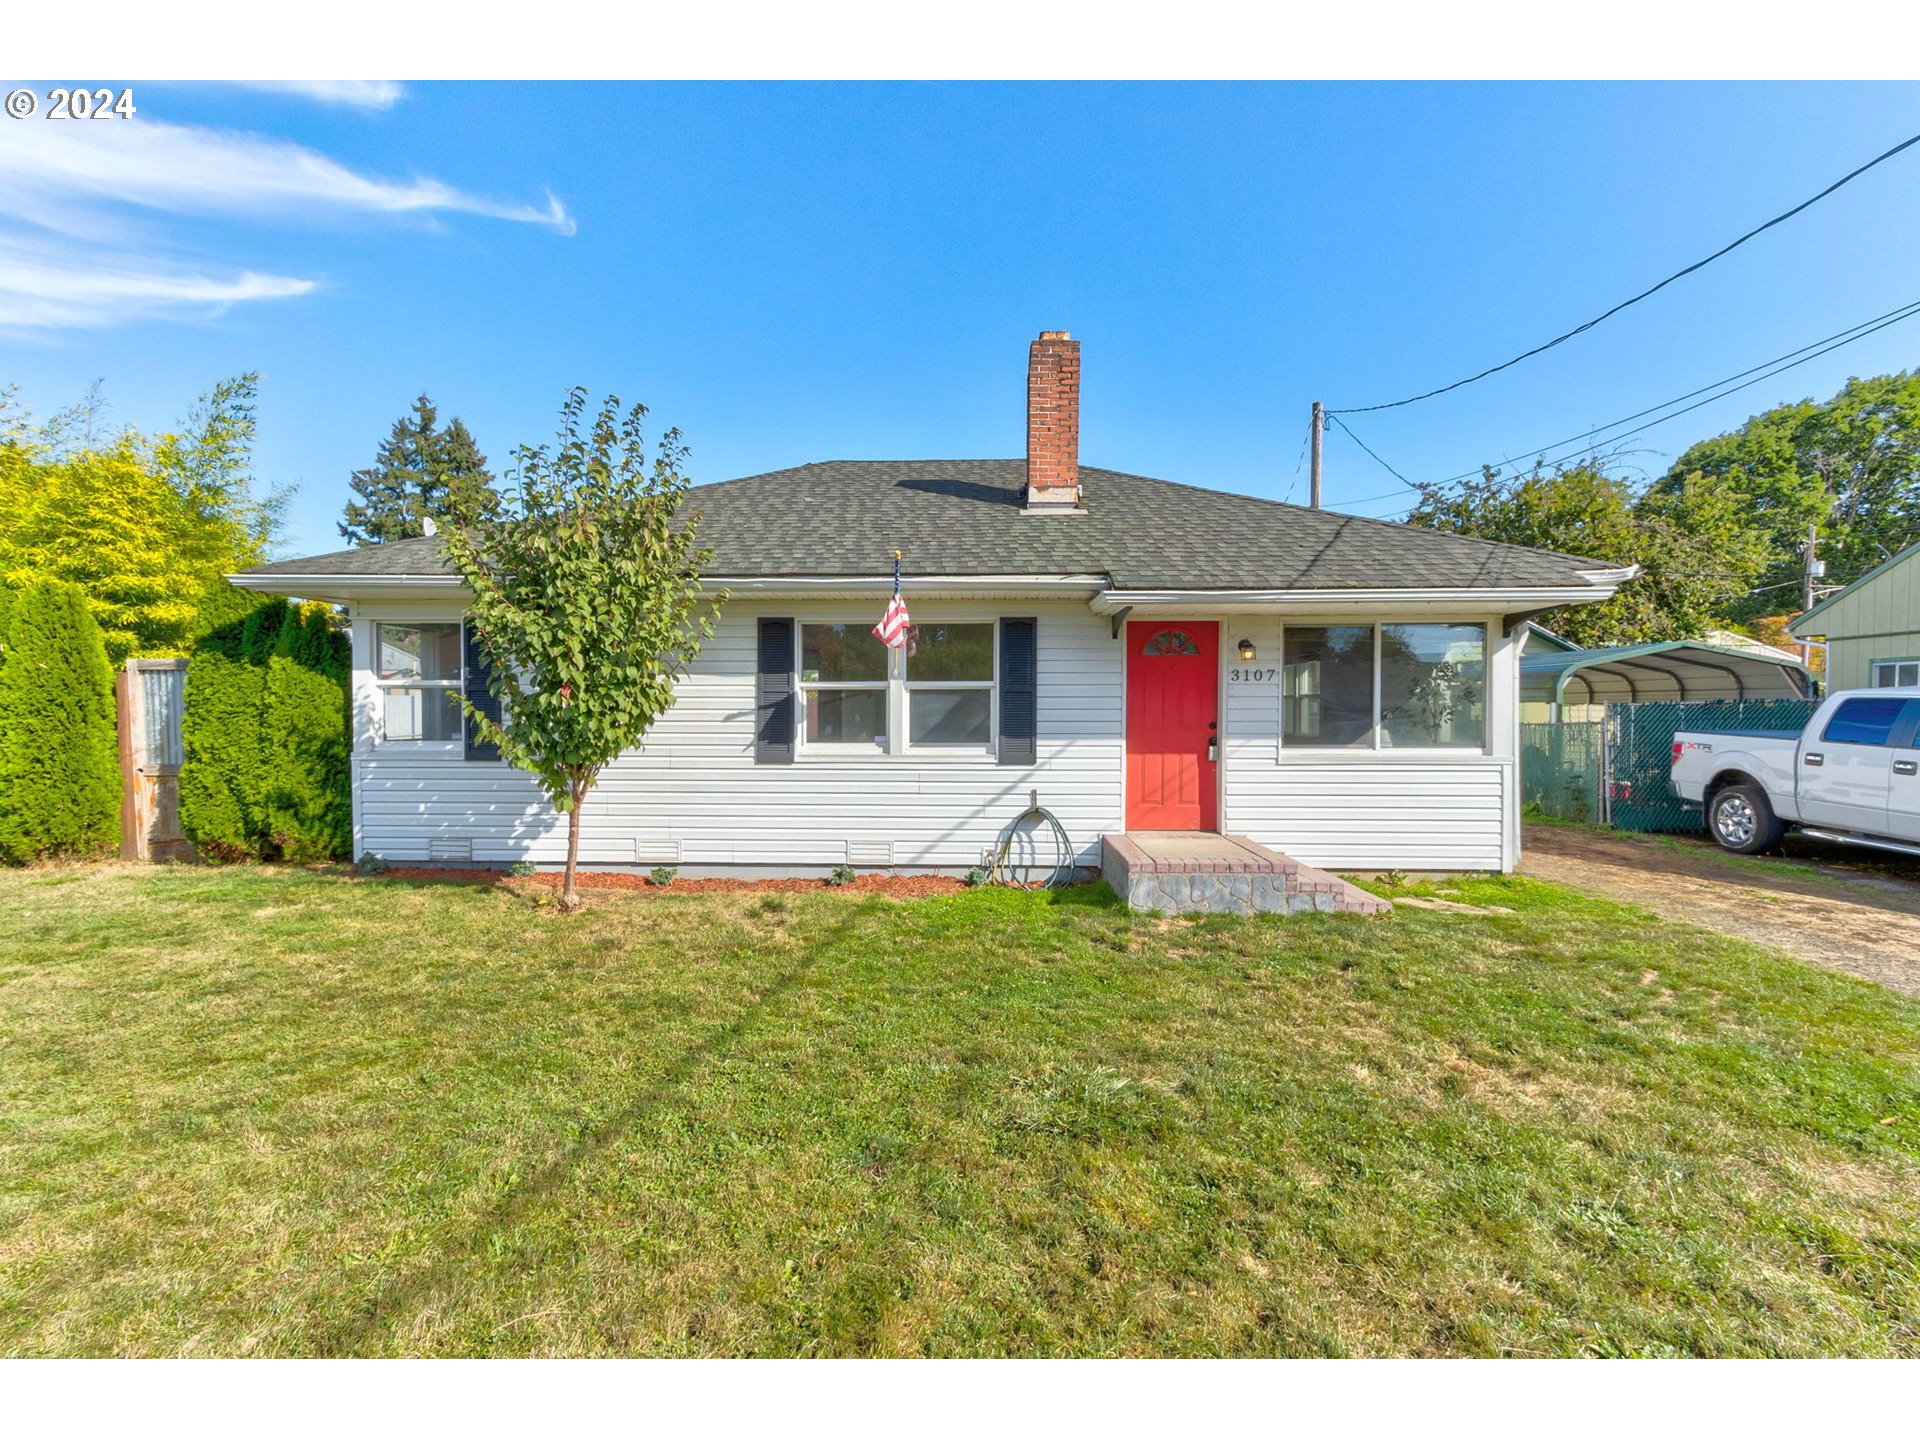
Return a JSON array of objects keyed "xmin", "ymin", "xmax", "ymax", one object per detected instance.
[{"xmin": 873, "ymin": 554, "xmax": 911, "ymax": 649}]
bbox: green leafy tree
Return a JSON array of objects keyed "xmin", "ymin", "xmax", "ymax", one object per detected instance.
[
  {"xmin": 0, "ymin": 582, "xmax": 120, "ymax": 863},
  {"xmin": 1408, "ymin": 460, "xmax": 1771, "ymax": 647},
  {"xmin": 0, "ymin": 375, "xmax": 281, "ymax": 661},
  {"xmin": 155, "ymin": 372, "xmax": 286, "ymax": 546},
  {"xmin": 259, "ymin": 602, "xmax": 352, "ymax": 861},
  {"xmin": 1654, "ymin": 371, "xmax": 1920, "ymax": 620},
  {"xmin": 445, "ymin": 389, "xmax": 721, "ymax": 910},
  {"xmin": 340, "ymin": 395, "xmax": 502, "ymax": 545}
]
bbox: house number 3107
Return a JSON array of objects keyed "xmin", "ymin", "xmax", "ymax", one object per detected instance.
[{"xmin": 1229, "ymin": 667, "xmax": 1278, "ymax": 683}]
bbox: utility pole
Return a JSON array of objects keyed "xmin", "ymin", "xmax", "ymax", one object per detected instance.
[
  {"xmin": 1309, "ymin": 401, "xmax": 1323, "ymax": 510},
  {"xmin": 1802, "ymin": 523, "xmax": 1816, "ymax": 617},
  {"xmin": 1800, "ymin": 522, "xmax": 1825, "ymax": 667}
]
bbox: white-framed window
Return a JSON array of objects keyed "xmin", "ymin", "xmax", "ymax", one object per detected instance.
[
  {"xmin": 797, "ymin": 619, "xmax": 997, "ymax": 756},
  {"xmin": 375, "ymin": 622, "xmax": 463, "ymax": 743},
  {"xmin": 1871, "ymin": 658, "xmax": 1920, "ymax": 688},
  {"xmin": 905, "ymin": 622, "xmax": 995, "ymax": 748},
  {"xmin": 1282, "ymin": 622, "xmax": 1487, "ymax": 751},
  {"xmin": 800, "ymin": 623, "xmax": 891, "ymax": 751}
]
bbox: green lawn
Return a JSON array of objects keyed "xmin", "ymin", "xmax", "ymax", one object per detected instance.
[{"xmin": 2, "ymin": 865, "xmax": 1917, "ymax": 1357}]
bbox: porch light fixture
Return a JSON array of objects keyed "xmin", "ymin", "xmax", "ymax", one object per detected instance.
[{"xmin": 1237, "ymin": 637, "xmax": 1257, "ymax": 661}]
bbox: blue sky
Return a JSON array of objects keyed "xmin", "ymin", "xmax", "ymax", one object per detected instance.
[{"xmin": 3, "ymin": 80, "xmax": 1919, "ymax": 558}]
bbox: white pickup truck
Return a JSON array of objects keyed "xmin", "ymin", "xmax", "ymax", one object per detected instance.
[{"xmin": 1671, "ymin": 687, "xmax": 1920, "ymax": 857}]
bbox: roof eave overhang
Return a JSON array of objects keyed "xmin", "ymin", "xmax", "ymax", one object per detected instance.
[
  {"xmin": 226, "ymin": 572, "xmax": 467, "ymax": 605},
  {"xmin": 231, "ymin": 569, "xmax": 1632, "ymax": 615},
  {"xmin": 1090, "ymin": 582, "xmax": 1626, "ymax": 616},
  {"xmin": 227, "ymin": 571, "xmax": 1113, "ymax": 604},
  {"xmin": 704, "ymin": 574, "xmax": 1108, "ymax": 599}
]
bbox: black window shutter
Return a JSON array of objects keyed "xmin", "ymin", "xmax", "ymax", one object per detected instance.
[
  {"xmin": 463, "ymin": 621, "xmax": 502, "ymax": 762},
  {"xmin": 998, "ymin": 617, "xmax": 1037, "ymax": 766},
  {"xmin": 756, "ymin": 617, "xmax": 797, "ymax": 764}
]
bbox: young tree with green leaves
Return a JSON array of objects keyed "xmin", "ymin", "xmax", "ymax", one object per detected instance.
[
  {"xmin": 445, "ymin": 389, "xmax": 721, "ymax": 910},
  {"xmin": 0, "ymin": 581, "xmax": 121, "ymax": 864},
  {"xmin": 340, "ymin": 396, "xmax": 502, "ymax": 545}
]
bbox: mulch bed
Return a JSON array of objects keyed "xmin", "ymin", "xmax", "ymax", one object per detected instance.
[{"xmin": 381, "ymin": 866, "xmax": 968, "ymax": 898}]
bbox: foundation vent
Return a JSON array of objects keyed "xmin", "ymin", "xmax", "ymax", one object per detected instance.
[{"xmin": 846, "ymin": 840, "xmax": 894, "ymax": 867}]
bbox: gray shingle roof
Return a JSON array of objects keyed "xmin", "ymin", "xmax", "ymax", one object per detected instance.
[{"xmin": 240, "ymin": 460, "xmax": 1616, "ymax": 591}]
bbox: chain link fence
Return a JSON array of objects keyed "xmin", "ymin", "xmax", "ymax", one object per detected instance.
[
  {"xmin": 1520, "ymin": 721, "xmax": 1604, "ymax": 823},
  {"xmin": 1520, "ymin": 702, "xmax": 1820, "ymax": 833},
  {"xmin": 1524, "ymin": 700, "xmax": 1822, "ymax": 834},
  {"xmin": 1604, "ymin": 699, "xmax": 1820, "ymax": 832}
]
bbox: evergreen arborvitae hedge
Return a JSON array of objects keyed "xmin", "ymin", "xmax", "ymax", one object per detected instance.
[
  {"xmin": 0, "ymin": 581, "xmax": 121, "ymax": 864},
  {"xmin": 259, "ymin": 603, "xmax": 352, "ymax": 861},
  {"xmin": 179, "ymin": 597, "xmax": 289, "ymax": 860}
]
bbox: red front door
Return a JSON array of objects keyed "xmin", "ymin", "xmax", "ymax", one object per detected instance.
[{"xmin": 1126, "ymin": 620, "xmax": 1218, "ymax": 830}]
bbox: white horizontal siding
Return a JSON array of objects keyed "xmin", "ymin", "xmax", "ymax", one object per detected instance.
[
  {"xmin": 1219, "ymin": 613, "xmax": 1519, "ymax": 872},
  {"xmin": 352, "ymin": 600, "xmax": 1124, "ymax": 869},
  {"xmin": 347, "ymin": 597, "xmax": 1523, "ymax": 874},
  {"xmin": 1224, "ymin": 758, "xmax": 1511, "ymax": 870}
]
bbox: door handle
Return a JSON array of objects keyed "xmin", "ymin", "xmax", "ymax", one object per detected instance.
[
  {"xmin": 1207, "ymin": 739, "xmax": 1218, "ymax": 764},
  {"xmin": 1895, "ymin": 760, "xmax": 1919, "ymax": 776},
  {"xmin": 1804, "ymin": 752, "xmax": 1824, "ymax": 766}
]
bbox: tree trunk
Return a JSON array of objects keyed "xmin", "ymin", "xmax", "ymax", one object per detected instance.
[{"xmin": 560, "ymin": 781, "xmax": 585, "ymax": 911}]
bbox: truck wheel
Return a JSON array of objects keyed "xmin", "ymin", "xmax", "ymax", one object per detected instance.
[{"xmin": 1708, "ymin": 783, "xmax": 1784, "ymax": 854}]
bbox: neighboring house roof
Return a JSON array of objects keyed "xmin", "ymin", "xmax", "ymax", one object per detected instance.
[
  {"xmin": 1789, "ymin": 536, "xmax": 1920, "ymax": 636},
  {"xmin": 1522, "ymin": 621, "xmax": 1582, "ymax": 652},
  {"xmin": 1520, "ymin": 640, "xmax": 1815, "ymax": 704},
  {"xmin": 240, "ymin": 460, "xmax": 1619, "ymax": 593}
]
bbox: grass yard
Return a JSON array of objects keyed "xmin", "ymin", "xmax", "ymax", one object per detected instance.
[{"xmin": 2, "ymin": 865, "xmax": 1917, "ymax": 1357}]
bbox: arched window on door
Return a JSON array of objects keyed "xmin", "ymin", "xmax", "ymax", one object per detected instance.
[{"xmin": 1141, "ymin": 629, "xmax": 1200, "ymax": 657}]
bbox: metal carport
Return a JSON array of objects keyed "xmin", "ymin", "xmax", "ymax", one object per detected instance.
[{"xmin": 1521, "ymin": 641, "xmax": 1816, "ymax": 707}]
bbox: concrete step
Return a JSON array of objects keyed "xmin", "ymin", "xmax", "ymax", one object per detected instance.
[{"xmin": 1101, "ymin": 833, "xmax": 1388, "ymax": 917}]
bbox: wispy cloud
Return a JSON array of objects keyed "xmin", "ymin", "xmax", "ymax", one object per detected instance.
[
  {"xmin": 0, "ymin": 233, "xmax": 315, "ymax": 331},
  {"xmin": 0, "ymin": 119, "xmax": 576, "ymax": 233},
  {"xmin": 0, "ymin": 107, "xmax": 574, "ymax": 330},
  {"xmin": 233, "ymin": 81, "xmax": 407, "ymax": 110}
]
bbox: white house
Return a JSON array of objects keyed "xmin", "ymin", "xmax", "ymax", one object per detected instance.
[{"xmin": 234, "ymin": 333, "xmax": 1633, "ymax": 899}]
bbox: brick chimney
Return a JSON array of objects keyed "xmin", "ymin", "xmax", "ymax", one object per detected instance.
[{"xmin": 1024, "ymin": 330, "xmax": 1082, "ymax": 512}]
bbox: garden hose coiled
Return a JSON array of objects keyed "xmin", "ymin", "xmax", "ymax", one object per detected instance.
[{"xmin": 986, "ymin": 791, "xmax": 1078, "ymax": 890}]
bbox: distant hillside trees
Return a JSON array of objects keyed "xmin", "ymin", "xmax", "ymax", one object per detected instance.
[
  {"xmin": 340, "ymin": 395, "xmax": 502, "ymax": 545},
  {"xmin": 0, "ymin": 376, "xmax": 282, "ymax": 663}
]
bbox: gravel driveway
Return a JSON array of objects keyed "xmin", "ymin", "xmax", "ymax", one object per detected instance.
[{"xmin": 1520, "ymin": 823, "xmax": 1920, "ymax": 999}]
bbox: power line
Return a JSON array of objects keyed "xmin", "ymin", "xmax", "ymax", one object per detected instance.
[
  {"xmin": 1281, "ymin": 416, "xmax": 1313, "ymax": 505},
  {"xmin": 1439, "ymin": 297, "xmax": 1920, "ymax": 484},
  {"xmin": 1326, "ymin": 413, "xmax": 1412, "ymax": 489},
  {"xmin": 1329, "ymin": 130, "xmax": 1920, "ymax": 416},
  {"xmin": 1326, "ymin": 296, "xmax": 1920, "ymax": 515},
  {"xmin": 1483, "ymin": 299, "xmax": 1920, "ymax": 478}
]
